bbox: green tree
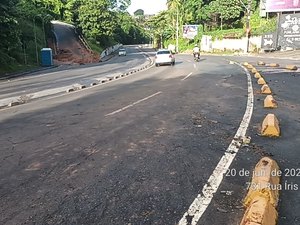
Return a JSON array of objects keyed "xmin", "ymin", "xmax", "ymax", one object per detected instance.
[{"xmin": 0, "ymin": 0, "xmax": 21, "ymax": 65}]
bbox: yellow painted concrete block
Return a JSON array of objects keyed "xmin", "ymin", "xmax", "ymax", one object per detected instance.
[
  {"xmin": 261, "ymin": 114, "xmax": 280, "ymax": 137},
  {"xmin": 285, "ymin": 65, "xmax": 298, "ymax": 70},
  {"xmin": 251, "ymin": 68, "xmax": 258, "ymax": 74},
  {"xmin": 261, "ymin": 84, "xmax": 272, "ymax": 94},
  {"xmin": 244, "ymin": 157, "xmax": 280, "ymax": 207},
  {"xmin": 247, "ymin": 64, "xmax": 254, "ymax": 69},
  {"xmin": 241, "ymin": 157, "xmax": 280, "ymax": 225},
  {"xmin": 240, "ymin": 195, "xmax": 277, "ymax": 225},
  {"xmin": 254, "ymin": 73, "xmax": 262, "ymax": 79},
  {"xmin": 269, "ymin": 63, "xmax": 279, "ymax": 67},
  {"xmin": 243, "ymin": 62, "xmax": 249, "ymax": 66},
  {"xmin": 264, "ymin": 95, "xmax": 278, "ymax": 108},
  {"xmin": 257, "ymin": 61, "xmax": 266, "ymax": 66},
  {"xmin": 258, "ymin": 77, "xmax": 266, "ymax": 85}
]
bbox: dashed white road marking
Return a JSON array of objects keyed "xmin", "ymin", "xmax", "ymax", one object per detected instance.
[
  {"xmin": 181, "ymin": 72, "xmax": 193, "ymax": 81},
  {"xmin": 193, "ymin": 64, "xmax": 196, "ymax": 69},
  {"xmin": 105, "ymin": 91, "xmax": 162, "ymax": 116},
  {"xmin": 178, "ymin": 63, "xmax": 254, "ymax": 225}
]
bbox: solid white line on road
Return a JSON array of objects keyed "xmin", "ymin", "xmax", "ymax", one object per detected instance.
[
  {"xmin": 181, "ymin": 72, "xmax": 193, "ymax": 81},
  {"xmin": 105, "ymin": 91, "xmax": 162, "ymax": 116},
  {"xmin": 178, "ymin": 63, "xmax": 254, "ymax": 225}
]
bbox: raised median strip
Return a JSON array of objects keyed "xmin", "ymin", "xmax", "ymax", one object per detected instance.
[
  {"xmin": 240, "ymin": 157, "xmax": 280, "ymax": 225},
  {"xmin": 0, "ymin": 85, "xmax": 75, "ymax": 108},
  {"xmin": 0, "ymin": 52, "xmax": 155, "ymax": 109},
  {"xmin": 261, "ymin": 114, "xmax": 280, "ymax": 137}
]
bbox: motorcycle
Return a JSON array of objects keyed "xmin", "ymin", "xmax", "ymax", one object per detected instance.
[{"xmin": 194, "ymin": 53, "xmax": 200, "ymax": 62}]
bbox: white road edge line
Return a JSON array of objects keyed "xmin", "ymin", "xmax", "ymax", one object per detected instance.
[
  {"xmin": 178, "ymin": 63, "xmax": 254, "ymax": 225},
  {"xmin": 105, "ymin": 91, "xmax": 162, "ymax": 116},
  {"xmin": 181, "ymin": 72, "xmax": 193, "ymax": 81}
]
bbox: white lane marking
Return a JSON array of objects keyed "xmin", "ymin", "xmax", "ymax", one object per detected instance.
[
  {"xmin": 193, "ymin": 64, "xmax": 196, "ymax": 69},
  {"xmin": 178, "ymin": 63, "xmax": 254, "ymax": 225},
  {"xmin": 105, "ymin": 91, "xmax": 162, "ymax": 116},
  {"xmin": 181, "ymin": 72, "xmax": 193, "ymax": 81}
]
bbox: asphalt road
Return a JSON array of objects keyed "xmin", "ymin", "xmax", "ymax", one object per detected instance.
[
  {"xmin": 0, "ymin": 53, "xmax": 299, "ymax": 224},
  {"xmin": 0, "ymin": 46, "xmax": 151, "ymax": 100}
]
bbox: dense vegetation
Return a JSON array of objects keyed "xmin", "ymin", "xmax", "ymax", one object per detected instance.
[
  {"xmin": 0, "ymin": 0, "xmax": 147, "ymax": 73},
  {"xmin": 146, "ymin": 0, "xmax": 277, "ymax": 51},
  {"xmin": 0, "ymin": 0, "xmax": 276, "ymax": 74}
]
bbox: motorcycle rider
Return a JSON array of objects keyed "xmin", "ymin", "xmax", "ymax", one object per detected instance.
[{"xmin": 193, "ymin": 44, "xmax": 200, "ymax": 60}]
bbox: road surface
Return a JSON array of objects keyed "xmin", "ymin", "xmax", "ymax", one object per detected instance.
[{"xmin": 0, "ymin": 52, "xmax": 299, "ymax": 224}]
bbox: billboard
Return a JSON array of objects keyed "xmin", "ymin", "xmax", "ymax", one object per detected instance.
[
  {"xmin": 266, "ymin": 0, "xmax": 300, "ymax": 12},
  {"xmin": 183, "ymin": 25, "xmax": 199, "ymax": 39},
  {"xmin": 278, "ymin": 13, "xmax": 300, "ymax": 49}
]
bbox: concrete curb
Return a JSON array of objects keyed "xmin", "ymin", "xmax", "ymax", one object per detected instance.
[{"xmin": 240, "ymin": 157, "xmax": 280, "ymax": 225}]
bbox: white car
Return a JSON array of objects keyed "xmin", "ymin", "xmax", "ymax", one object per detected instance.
[
  {"xmin": 155, "ymin": 49, "xmax": 175, "ymax": 66},
  {"xmin": 118, "ymin": 48, "xmax": 127, "ymax": 56}
]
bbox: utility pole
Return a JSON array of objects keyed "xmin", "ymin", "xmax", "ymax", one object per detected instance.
[
  {"xmin": 176, "ymin": 6, "xmax": 179, "ymax": 53},
  {"xmin": 246, "ymin": 0, "xmax": 252, "ymax": 53}
]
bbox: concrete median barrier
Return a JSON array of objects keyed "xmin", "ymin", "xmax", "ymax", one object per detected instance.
[
  {"xmin": 240, "ymin": 157, "xmax": 280, "ymax": 225},
  {"xmin": 257, "ymin": 61, "xmax": 266, "ymax": 66},
  {"xmin": 264, "ymin": 95, "xmax": 278, "ymax": 108},
  {"xmin": 243, "ymin": 62, "xmax": 249, "ymax": 66},
  {"xmin": 285, "ymin": 65, "xmax": 298, "ymax": 71},
  {"xmin": 261, "ymin": 114, "xmax": 280, "ymax": 137},
  {"xmin": 255, "ymin": 73, "xmax": 262, "ymax": 79},
  {"xmin": 261, "ymin": 84, "xmax": 272, "ymax": 94},
  {"xmin": 258, "ymin": 77, "xmax": 267, "ymax": 85}
]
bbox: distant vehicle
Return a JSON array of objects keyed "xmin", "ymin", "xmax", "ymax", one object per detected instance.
[
  {"xmin": 118, "ymin": 48, "xmax": 127, "ymax": 56},
  {"xmin": 155, "ymin": 49, "xmax": 175, "ymax": 67}
]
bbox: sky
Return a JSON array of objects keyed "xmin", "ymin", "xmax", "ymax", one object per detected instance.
[{"xmin": 127, "ymin": 0, "xmax": 168, "ymax": 15}]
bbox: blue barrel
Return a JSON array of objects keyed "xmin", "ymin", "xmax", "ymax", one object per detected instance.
[{"xmin": 41, "ymin": 48, "xmax": 53, "ymax": 66}]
